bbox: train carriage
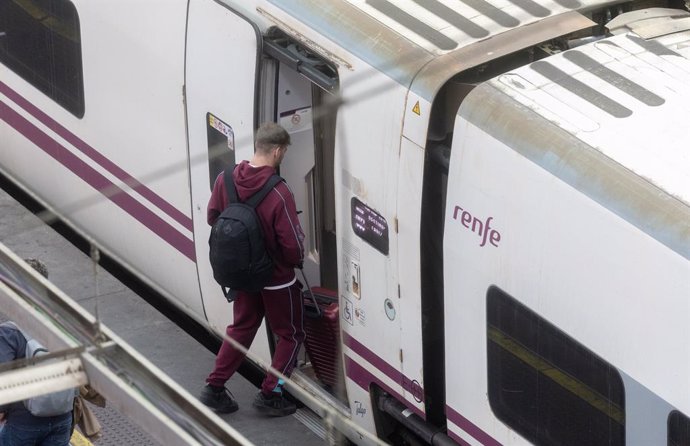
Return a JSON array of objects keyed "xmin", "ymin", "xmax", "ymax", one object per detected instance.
[{"xmin": 1, "ymin": 0, "xmax": 689, "ymax": 444}]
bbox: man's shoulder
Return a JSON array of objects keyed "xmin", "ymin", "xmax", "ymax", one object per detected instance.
[
  {"xmin": 0, "ymin": 322, "xmax": 21, "ymax": 337},
  {"xmin": 0, "ymin": 324, "xmax": 25, "ymax": 361}
]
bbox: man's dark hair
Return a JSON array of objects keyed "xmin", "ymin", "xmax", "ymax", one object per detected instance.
[{"xmin": 255, "ymin": 122, "xmax": 291, "ymax": 154}]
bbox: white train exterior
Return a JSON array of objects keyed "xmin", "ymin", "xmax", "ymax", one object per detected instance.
[{"xmin": 1, "ymin": 0, "xmax": 689, "ymax": 445}]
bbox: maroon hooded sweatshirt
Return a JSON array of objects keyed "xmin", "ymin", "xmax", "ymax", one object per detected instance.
[{"xmin": 207, "ymin": 161, "xmax": 305, "ymax": 288}]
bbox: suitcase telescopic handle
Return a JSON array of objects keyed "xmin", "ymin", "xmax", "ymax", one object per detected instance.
[{"xmin": 299, "ymin": 267, "xmax": 322, "ymax": 318}]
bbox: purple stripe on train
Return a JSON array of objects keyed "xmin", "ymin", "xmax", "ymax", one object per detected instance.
[
  {"xmin": 342, "ymin": 331, "xmax": 424, "ymax": 404},
  {"xmin": 0, "ymin": 80, "xmax": 193, "ymax": 231},
  {"xmin": 0, "ymin": 99, "xmax": 196, "ymax": 262},
  {"xmin": 446, "ymin": 404, "xmax": 503, "ymax": 446},
  {"xmin": 343, "ymin": 332, "xmax": 503, "ymax": 446},
  {"xmin": 343, "ymin": 355, "xmax": 425, "ymax": 419}
]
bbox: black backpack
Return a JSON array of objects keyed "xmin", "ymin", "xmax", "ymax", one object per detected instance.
[{"xmin": 209, "ymin": 167, "xmax": 282, "ymax": 301}]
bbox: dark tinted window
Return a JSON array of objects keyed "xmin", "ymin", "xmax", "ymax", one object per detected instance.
[
  {"xmin": 669, "ymin": 411, "xmax": 690, "ymax": 446},
  {"xmin": 487, "ymin": 286, "xmax": 625, "ymax": 446},
  {"xmin": 0, "ymin": 0, "xmax": 84, "ymax": 117},
  {"xmin": 206, "ymin": 113, "xmax": 236, "ymax": 189}
]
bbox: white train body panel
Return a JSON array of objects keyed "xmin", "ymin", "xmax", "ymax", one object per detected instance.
[
  {"xmin": 445, "ymin": 117, "xmax": 689, "ymax": 444},
  {"xmin": 443, "ymin": 31, "xmax": 690, "ymax": 443},
  {"xmin": 0, "ymin": 1, "xmax": 204, "ymax": 315},
  {"xmin": 1, "ymin": 0, "xmax": 690, "ymax": 444}
]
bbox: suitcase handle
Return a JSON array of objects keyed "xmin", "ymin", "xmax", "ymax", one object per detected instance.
[{"xmin": 299, "ymin": 268, "xmax": 322, "ymax": 318}]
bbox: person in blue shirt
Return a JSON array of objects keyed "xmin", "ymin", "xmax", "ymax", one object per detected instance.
[{"xmin": 0, "ymin": 322, "xmax": 72, "ymax": 446}]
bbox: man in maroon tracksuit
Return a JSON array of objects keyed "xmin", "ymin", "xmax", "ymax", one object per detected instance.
[{"xmin": 200, "ymin": 122, "xmax": 306, "ymax": 417}]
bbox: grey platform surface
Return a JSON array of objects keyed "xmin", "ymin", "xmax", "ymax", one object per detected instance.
[{"xmin": 0, "ymin": 188, "xmax": 325, "ymax": 445}]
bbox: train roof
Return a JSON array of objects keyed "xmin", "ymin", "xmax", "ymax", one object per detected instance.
[
  {"xmin": 341, "ymin": 0, "xmax": 599, "ymax": 54},
  {"xmin": 460, "ymin": 15, "xmax": 690, "ymax": 259},
  {"xmin": 268, "ymin": 0, "xmax": 611, "ymax": 53},
  {"xmin": 266, "ymin": 0, "xmax": 600, "ymax": 97}
]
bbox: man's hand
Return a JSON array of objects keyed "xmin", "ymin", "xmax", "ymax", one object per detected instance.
[{"xmin": 0, "ymin": 411, "xmax": 6, "ymax": 423}]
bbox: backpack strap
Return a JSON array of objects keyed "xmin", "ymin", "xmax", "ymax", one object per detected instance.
[
  {"xmin": 223, "ymin": 166, "xmax": 240, "ymax": 204},
  {"xmin": 245, "ymin": 174, "xmax": 283, "ymax": 209}
]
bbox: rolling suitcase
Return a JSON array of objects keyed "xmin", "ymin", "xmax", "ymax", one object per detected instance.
[{"xmin": 302, "ymin": 279, "xmax": 341, "ymax": 388}]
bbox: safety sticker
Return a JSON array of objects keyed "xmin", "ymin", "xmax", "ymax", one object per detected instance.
[
  {"xmin": 279, "ymin": 106, "xmax": 313, "ymax": 132},
  {"xmin": 344, "ymin": 255, "xmax": 361, "ymax": 299},
  {"xmin": 412, "ymin": 101, "xmax": 421, "ymax": 116},
  {"xmin": 355, "ymin": 307, "xmax": 366, "ymax": 326},
  {"xmin": 208, "ymin": 113, "xmax": 235, "ymax": 151}
]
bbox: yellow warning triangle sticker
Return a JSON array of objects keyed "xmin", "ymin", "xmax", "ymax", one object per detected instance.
[{"xmin": 412, "ymin": 101, "xmax": 421, "ymax": 115}]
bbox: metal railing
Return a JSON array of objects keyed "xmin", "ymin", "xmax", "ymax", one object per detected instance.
[{"xmin": 0, "ymin": 241, "xmax": 252, "ymax": 446}]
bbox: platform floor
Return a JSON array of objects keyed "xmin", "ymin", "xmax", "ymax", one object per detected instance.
[{"xmin": 0, "ymin": 187, "xmax": 325, "ymax": 445}]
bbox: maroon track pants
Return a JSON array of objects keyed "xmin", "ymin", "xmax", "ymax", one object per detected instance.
[{"xmin": 206, "ymin": 281, "xmax": 305, "ymax": 395}]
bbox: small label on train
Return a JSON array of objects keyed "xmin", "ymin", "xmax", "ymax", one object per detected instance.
[
  {"xmin": 452, "ymin": 205, "xmax": 501, "ymax": 247},
  {"xmin": 208, "ymin": 113, "xmax": 235, "ymax": 151},
  {"xmin": 350, "ymin": 197, "xmax": 389, "ymax": 255}
]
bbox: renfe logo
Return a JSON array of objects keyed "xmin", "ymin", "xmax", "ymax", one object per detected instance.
[{"xmin": 452, "ymin": 205, "xmax": 501, "ymax": 247}]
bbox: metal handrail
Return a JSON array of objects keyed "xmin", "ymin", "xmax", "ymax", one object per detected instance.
[{"xmin": 0, "ymin": 242, "xmax": 252, "ymax": 446}]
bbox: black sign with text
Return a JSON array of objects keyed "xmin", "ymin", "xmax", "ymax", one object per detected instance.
[{"xmin": 351, "ymin": 197, "xmax": 389, "ymax": 255}]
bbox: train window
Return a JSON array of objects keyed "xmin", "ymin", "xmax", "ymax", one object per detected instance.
[
  {"xmin": 487, "ymin": 286, "xmax": 625, "ymax": 446},
  {"xmin": 0, "ymin": 0, "xmax": 84, "ymax": 117},
  {"xmin": 206, "ymin": 113, "xmax": 236, "ymax": 189},
  {"xmin": 669, "ymin": 410, "xmax": 690, "ymax": 446}
]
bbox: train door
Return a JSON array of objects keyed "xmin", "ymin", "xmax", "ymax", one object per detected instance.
[
  {"xmin": 184, "ymin": 0, "xmax": 263, "ymax": 338},
  {"xmin": 262, "ymin": 31, "xmax": 339, "ymax": 290},
  {"xmin": 185, "ymin": 1, "xmax": 340, "ymax": 373}
]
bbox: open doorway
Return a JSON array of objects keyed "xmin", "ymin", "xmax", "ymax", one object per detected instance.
[
  {"xmin": 260, "ymin": 29, "xmax": 344, "ymax": 400},
  {"xmin": 261, "ymin": 29, "xmax": 338, "ymax": 291}
]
